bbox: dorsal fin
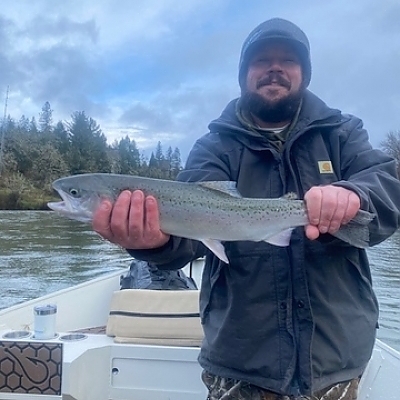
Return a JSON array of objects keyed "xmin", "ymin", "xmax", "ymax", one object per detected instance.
[
  {"xmin": 282, "ymin": 192, "xmax": 298, "ymax": 200},
  {"xmin": 198, "ymin": 181, "xmax": 242, "ymax": 198}
]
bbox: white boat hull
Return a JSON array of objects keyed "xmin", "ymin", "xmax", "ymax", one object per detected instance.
[
  {"xmin": 0, "ymin": 268, "xmax": 207, "ymax": 399},
  {"xmin": 0, "ymin": 265, "xmax": 398, "ymax": 400}
]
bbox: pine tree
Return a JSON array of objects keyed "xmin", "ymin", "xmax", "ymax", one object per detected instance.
[
  {"xmin": 39, "ymin": 101, "xmax": 53, "ymax": 133},
  {"xmin": 53, "ymin": 121, "xmax": 69, "ymax": 155},
  {"xmin": 18, "ymin": 115, "xmax": 30, "ymax": 132},
  {"xmin": 171, "ymin": 147, "xmax": 182, "ymax": 178},
  {"xmin": 116, "ymin": 136, "xmax": 141, "ymax": 174},
  {"xmin": 29, "ymin": 117, "xmax": 38, "ymax": 135},
  {"xmin": 155, "ymin": 141, "xmax": 164, "ymax": 164},
  {"xmin": 149, "ymin": 152, "xmax": 157, "ymax": 169},
  {"xmin": 67, "ymin": 111, "xmax": 111, "ymax": 174}
]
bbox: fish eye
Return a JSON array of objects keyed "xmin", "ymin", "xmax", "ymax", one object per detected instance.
[{"xmin": 69, "ymin": 188, "xmax": 79, "ymax": 197}]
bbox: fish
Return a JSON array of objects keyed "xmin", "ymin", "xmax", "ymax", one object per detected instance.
[{"xmin": 48, "ymin": 173, "xmax": 374, "ymax": 263}]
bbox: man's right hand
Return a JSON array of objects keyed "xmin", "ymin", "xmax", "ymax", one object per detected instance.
[{"xmin": 92, "ymin": 190, "xmax": 170, "ymax": 250}]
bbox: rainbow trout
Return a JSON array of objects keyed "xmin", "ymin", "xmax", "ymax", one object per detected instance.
[{"xmin": 48, "ymin": 173, "xmax": 374, "ymax": 263}]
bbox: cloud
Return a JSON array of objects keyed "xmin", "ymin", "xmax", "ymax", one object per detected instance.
[{"xmin": 0, "ymin": 0, "xmax": 399, "ymax": 159}]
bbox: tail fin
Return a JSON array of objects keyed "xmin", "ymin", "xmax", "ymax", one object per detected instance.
[{"xmin": 332, "ymin": 209, "xmax": 375, "ymax": 248}]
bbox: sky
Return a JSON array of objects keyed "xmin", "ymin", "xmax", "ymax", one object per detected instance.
[{"xmin": 1, "ymin": 0, "xmax": 400, "ymax": 162}]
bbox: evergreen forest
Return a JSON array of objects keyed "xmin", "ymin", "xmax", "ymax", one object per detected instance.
[{"xmin": 0, "ymin": 102, "xmax": 183, "ymax": 210}]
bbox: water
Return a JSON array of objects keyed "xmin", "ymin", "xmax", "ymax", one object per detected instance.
[
  {"xmin": 0, "ymin": 211, "xmax": 399, "ymax": 352},
  {"xmin": 367, "ymin": 232, "xmax": 400, "ymax": 351},
  {"xmin": 0, "ymin": 211, "xmax": 130, "ymax": 308}
]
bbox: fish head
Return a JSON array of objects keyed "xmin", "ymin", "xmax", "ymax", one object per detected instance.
[{"xmin": 47, "ymin": 175, "xmax": 111, "ymax": 223}]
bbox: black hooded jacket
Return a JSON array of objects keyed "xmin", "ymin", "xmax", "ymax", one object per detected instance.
[{"xmin": 129, "ymin": 90, "xmax": 400, "ymax": 395}]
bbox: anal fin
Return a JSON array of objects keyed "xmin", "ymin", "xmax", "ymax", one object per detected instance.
[{"xmin": 201, "ymin": 239, "xmax": 229, "ymax": 263}]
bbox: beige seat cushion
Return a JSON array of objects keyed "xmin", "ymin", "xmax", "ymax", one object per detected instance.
[{"xmin": 106, "ymin": 289, "xmax": 204, "ymax": 347}]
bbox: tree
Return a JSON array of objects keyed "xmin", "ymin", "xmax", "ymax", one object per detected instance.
[
  {"xmin": 67, "ymin": 111, "xmax": 111, "ymax": 174},
  {"xmin": 380, "ymin": 130, "xmax": 400, "ymax": 177},
  {"xmin": 149, "ymin": 152, "xmax": 157, "ymax": 169},
  {"xmin": 166, "ymin": 146, "xmax": 173, "ymax": 163},
  {"xmin": 53, "ymin": 121, "xmax": 69, "ymax": 155},
  {"xmin": 139, "ymin": 152, "xmax": 148, "ymax": 172},
  {"xmin": 39, "ymin": 101, "xmax": 53, "ymax": 133},
  {"xmin": 116, "ymin": 136, "xmax": 140, "ymax": 174},
  {"xmin": 29, "ymin": 117, "xmax": 38, "ymax": 135},
  {"xmin": 29, "ymin": 142, "xmax": 69, "ymax": 186},
  {"xmin": 171, "ymin": 147, "xmax": 182, "ymax": 178},
  {"xmin": 0, "ymin": 118, "xmax": 18, "ymax": 174},
  {"xmin": 155, "ymin": 141, "xmax": 164, "ymax": 164},
  {"xmin": 2, "ymin": 120, "xmax": 33, "ymax": 174},
  {"xmin": 18, "ymin": 115, "xmax": 30, "ymax": 131}
]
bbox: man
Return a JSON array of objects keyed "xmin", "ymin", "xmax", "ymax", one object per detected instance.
[{"xmin": 93, "ymin": 18, "xmax": 400, "ymax": 399}]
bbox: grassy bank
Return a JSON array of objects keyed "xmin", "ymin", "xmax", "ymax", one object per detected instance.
[
  {"xmin": 0, "ymin": 188, "xmax": 58, "ymax": 210},
  {"xmin": 0, "ymin": 174, "xmax": 58, "ymax": 210}
]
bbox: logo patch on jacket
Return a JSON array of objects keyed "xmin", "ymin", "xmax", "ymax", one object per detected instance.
[{"xmin": 318, "ymin": 161, "xmax": 333, "ymax": 174}]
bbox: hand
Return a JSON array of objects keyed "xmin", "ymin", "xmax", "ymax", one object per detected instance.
[
  {"xmin": 92, "ymin": 190, "xmax": 170, "ymax": 249},
  {"xmin": 304, "ymin": 185, "xmax": 361, "ymax": 241}
]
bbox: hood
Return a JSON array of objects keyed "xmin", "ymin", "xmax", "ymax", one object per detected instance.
[{"xmin": 238, "ymin": 18, "xmax": 312, "ymax": 89}]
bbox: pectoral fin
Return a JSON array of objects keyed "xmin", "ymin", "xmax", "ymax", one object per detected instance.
[{"xmin": 201, "ymin": 239, "xmax": 229, "ymax": 264}]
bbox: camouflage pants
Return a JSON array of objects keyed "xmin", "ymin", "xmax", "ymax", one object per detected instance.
[{"xmin": 201, "ymin": 370, "xmax": 359, "ymax": 400}]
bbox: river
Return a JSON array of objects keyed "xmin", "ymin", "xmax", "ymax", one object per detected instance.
[{"xmin": 0, "ymin": 211, "xmax": 399, "ymax": 352}]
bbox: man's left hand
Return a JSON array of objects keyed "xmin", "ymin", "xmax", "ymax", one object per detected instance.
[{"xmin": 304, "ymin": 185, "xmax": 361, "ymax": 241}]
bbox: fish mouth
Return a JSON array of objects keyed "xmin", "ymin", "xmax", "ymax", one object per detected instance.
[
  {"xmin": 48, "ymin": 190, "xmax": 71, "ymax": 213},
  {"xmin": 47, "ymin": 200, "xmax": 67, "ymax": 212},
  {"xmin": 47, "ymin": 191, "xmax": 94, "ymax": 223}
]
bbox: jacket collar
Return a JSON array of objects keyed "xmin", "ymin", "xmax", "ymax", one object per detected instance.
[{"xmin": 208, "ymin": 90, "xmax": 342, "ymax": 151}]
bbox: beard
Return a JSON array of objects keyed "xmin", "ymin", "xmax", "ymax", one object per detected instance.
[{"xmin": 240, "ymin": 77, "xmax": 303, "ymax": 124}]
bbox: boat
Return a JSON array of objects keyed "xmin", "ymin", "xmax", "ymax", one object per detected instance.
[{"xmin": 0, "ymin": 259, "xmax": 399, "ymax": 400}]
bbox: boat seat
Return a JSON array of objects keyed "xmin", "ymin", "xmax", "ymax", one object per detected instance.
[{"xmin": 106, "ymin": 289, "xmax": 204, "ymax": 347}]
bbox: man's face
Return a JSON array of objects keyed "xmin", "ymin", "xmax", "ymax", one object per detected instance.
[
  {"xmin": 246, "ymin": 41, "xmax": 302, "ymax": 102},
  {"xmin": 241, "ymin": 40, "xmax": 304, "ymax": 124}
]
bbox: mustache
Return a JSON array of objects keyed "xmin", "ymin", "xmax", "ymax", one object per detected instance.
[{"xmin": 257, "ymin": 73, "xmax": 291, "ymax": 90}]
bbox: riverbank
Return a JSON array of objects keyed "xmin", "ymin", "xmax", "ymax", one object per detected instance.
[
  {"xmin": 0, "ymin": 172, "xmax": 59, "ymax": 210},
  {"xmin": 0, "ymin": 188, "xmax": 56, "ymax": 210}
]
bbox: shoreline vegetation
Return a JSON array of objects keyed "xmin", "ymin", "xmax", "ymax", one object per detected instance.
[
  {"xmin": 0, "ymin": 174, "xmax": 58, "ymax": 210},
  {"xmin": 0, "ymin": 192, "xmax": 53, "ymax": 211},
  {"xmin": 0, "ymin": 189, "xmax": 56, "ymax": 211},
  {"xmin": 0, "ymin": 167, "xmax": 180, "ymax": 211},
  {"xmin": 0, "ymin": 102, "xmax": 184, "ymax": 210}
]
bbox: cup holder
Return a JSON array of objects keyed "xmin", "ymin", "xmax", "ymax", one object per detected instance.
[
  {"xmin": 59, "ymin": 333, "xmax": 88, "ymax": 341},
  {"xmin": 2, "ymin": 330, "xmax": 31, "ymax": 339}
]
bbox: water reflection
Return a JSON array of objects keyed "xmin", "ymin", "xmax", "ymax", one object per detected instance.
[{"xmin": 0, "ymin": 211, "xmax": 399, "ymax": 351}]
